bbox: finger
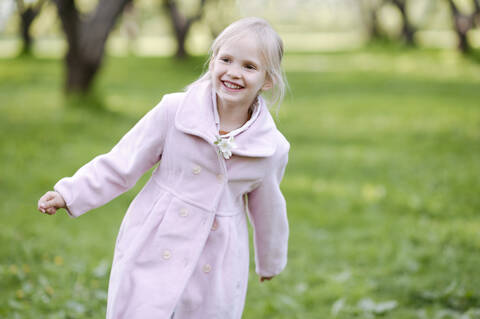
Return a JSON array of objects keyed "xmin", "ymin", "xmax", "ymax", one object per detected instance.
[
  {"xmin": 38, "ymin": 197, "xmax": 47, "ymax": 208},
  {"xmin": 39, "ymin": 193, "xmax": 54, "ymax": 208},
  {"xmin": 38, "ymin": 200, "xmax": 48, "ymax": 212},
  {"xmin": 45, "ymin": 198, "xmax": 59, "ymax": 208},
  {"xmin": 37, "ymin": 202, "xmax": 47, "ymax": 213},
  {"xmin": 38, "ymin": 200, "xmax": 51, "ymax": 210},
  {"xmin": 45, "ymin": 193, "xmax": 62, "ymax": 209},
  {"xmin": 46, "ymin": 207, "xmax": 57, "ymax": 215}
]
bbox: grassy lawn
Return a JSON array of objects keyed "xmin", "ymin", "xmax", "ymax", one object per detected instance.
[{"xmin": 0, "ymin": 48, "xmax": 479, "ymax": 319}]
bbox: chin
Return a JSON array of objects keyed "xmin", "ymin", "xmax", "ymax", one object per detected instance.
[{"xmin": 217, "ymin": 93, "xmax": 240, "ymax": 104}]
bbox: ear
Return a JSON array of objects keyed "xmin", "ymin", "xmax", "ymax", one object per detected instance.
[{"xmin": 261, "ymin": 77, "xmax": 273, "ymax": 91}]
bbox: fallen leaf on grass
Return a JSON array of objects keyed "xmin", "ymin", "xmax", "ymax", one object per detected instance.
[
  {"xmin": 332, "ymin": 298, "xmax": 346, "ymax": 316},
  {"xmin": 358, "ymin": 298, "xmax": 398, "ymax": 314}
]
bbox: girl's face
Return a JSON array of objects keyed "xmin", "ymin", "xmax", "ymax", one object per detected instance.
[{"xmin": 210, "ymin": 35, "xmax": 272, "ymax": 110}]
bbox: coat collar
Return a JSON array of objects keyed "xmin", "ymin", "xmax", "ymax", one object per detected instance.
[{"xmin": 175, "ymin": 81, "xmax": 277, "ymax": 158}]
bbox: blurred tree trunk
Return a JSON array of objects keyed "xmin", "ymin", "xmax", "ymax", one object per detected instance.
[
  {"xmin": 367, "ymin": 4, "xmax": 382, "ymax": 39},
  {"xmin": 473, "ymin": 0, "xmax": 480, "ymax": 26},
  {"xmin": 163, "ymin": 0, "xmax": 207, "ymax": 59},
  {"xmin": 53, "ymin": 0, "xmax": 132, "ymax": 94},
  {"xmin": 16, "ymin": 0, "xmax": 46, "ymax": 56},
  {"xmin": 447, "ymin": 0, "xmax": 475, "ymax": 53},
  {"xmin": 358, "ymin": 0, "xmax": 384, "ymax": 41},
  {"xmin": 389, "ymin": 0, "xmax": 416, "ymax": 46}
]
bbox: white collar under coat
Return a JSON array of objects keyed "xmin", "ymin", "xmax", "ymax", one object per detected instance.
[
  {"xmin": 175, "ymin": 81, "xmax": 278, "ymax": 158},
  {"xmin": 211, "ymin": 87, "xmax": 261, "ymax": 138}
]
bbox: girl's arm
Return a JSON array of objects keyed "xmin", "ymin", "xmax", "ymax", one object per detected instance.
[
  {"xmin": 247, "ymin": 142, "xmax": 290, "ymax": 280},
  {"xmin": 49, "ymin": 96, "xmax": 172, "ymax": 218}
]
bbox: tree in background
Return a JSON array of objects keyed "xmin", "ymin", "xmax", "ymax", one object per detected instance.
[
  {"xmin": 358, "ymin": 0, "xmax": 384, "ymax": 42},
  {"xmin": 359, "ymin": 0, "xmax": 436, "ymax": 47},
  {"xmin": 53, "ymin": 0, "xmax": 132, "ymax": 94},
  {"xmin": 121, "ymin": 1, "xmax": 139, "ymax": 56},
  {"xmin": 16, "ymin": 0, "xmax": 47, "ymax": 56},
  {"xmin": 476, "ymin": 0, "xmax": 480, "ymax": 24},
  {"xmin": 447, "ymin": 0, "xmax": 480, "ymax": 53},
  {"xmin": 387, "ymin": 0, "xmax": 416, "ymax": 46},
  {"xmin": 163, "ymin": 0, "xmax": 207, "ymax": 58}
]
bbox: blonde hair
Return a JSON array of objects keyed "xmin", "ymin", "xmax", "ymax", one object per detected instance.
[{"xmin": 190, "ymin": 17, "xmax": 287, "ymax": 111}]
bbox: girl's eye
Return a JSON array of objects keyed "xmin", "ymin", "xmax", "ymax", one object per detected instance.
[
  {"xmin": 220, "ymin": 57, "xmax": 230, "ymax": 63},
  {"xmin": 245, "ymin": 64, "xmax": 257, "ymax": 70}
]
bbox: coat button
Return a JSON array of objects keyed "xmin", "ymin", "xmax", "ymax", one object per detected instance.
[
  {"xmin": 163, "ymin": 250, "xmax": 171, "ymax": 260},
  {"xmin": 179, "ymin": 208, "xmax": 189, "ymax": 217},
  {"xmin": 211, "ymin": 220, "xmax": 218, "ymax": 231},
  {"xmin": 203, "ymin": 264, "xmax": 212, "ymax": 273},
  {"xmin": 192, "ymin": 165, "xmax": 202, "ymax": 175},
  {"xmin": 216, "ymin": 174, "xmax": 224, "ymax": 182}
]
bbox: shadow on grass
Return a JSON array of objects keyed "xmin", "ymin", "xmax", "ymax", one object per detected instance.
[
  {"xmin": 408, "ymin": 289, "xmax": 480, "ymax": 312},
  {"xmin": 63, "ymin": 89, "xmax": 128, "ymax": 121},
  {"xmin": 465, "ymin": 49, "xmax": 480, "ymax": 64},
  {"xmin": 65, "ymin": 91, "xmax": 106, "ymax": 110}
]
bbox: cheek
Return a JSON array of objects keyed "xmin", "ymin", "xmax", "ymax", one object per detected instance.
[
  {"xmin": 212, "ymin": 73, "xmax": 223, "ymax": 91},
  {"xmin": 252, "ymin": 75, "xmax": 267, "ymax": 89},
  {"xmin": 214, "ymin": 70, "xmax": 226, "ymax": 83},
  {"xmin": 210, "ymin": 69, "xmax": 222, "ymax": 85}
]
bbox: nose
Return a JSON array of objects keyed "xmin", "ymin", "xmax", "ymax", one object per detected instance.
[{"xmin": 226, "ymin": 63, "xmax": 241, "ymax": 79}]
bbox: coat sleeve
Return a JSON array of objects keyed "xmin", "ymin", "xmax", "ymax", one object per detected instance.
[
  {"xmin": 54, "ymin": 96, "xmax": 172, "ymax": 218},
  {"xmin": 247, "ymin": 142, "xmax": 290, "ymax": 277}
]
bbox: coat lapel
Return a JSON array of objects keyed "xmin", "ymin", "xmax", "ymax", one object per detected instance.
[
  {"xmin": 174, "ymin": 81, "xmax": 277, "ymax": 158},
  {"xmin": 175, "ymin": 81, "xmax": 218, "ymax": 145}
]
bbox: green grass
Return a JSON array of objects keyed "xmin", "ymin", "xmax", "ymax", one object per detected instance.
[{"xmin": 1, "ymin": 48, "xmax": 479, "ymax": 319}]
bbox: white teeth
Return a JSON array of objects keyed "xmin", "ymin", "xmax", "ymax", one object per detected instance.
[{"xmin": 224, "ymin": 81, "xmax": 241, "ymax": 89}]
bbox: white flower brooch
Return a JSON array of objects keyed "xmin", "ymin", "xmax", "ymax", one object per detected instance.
[{"xmin": 214, "ymin": 135, "xmax": 237, "ymax": 160}]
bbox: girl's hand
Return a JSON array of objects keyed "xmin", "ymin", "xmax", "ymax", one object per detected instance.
[
  {"xmin": 260, "ymin": 276, "xmax": 274, "ymax": 283},
  {"xmin": 37, "ymin": 191, "xmax": 66, "ymax": 215}
]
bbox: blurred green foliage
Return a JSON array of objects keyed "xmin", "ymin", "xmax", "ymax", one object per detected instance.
[{"xmin": 0, "ymin": 48, "xmax": 479, "ymax": 318}]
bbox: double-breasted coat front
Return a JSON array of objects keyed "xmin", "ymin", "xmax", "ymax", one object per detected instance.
[{"xmin": 54, "ymin": 81, "xmax": 290, "ymax": 319}]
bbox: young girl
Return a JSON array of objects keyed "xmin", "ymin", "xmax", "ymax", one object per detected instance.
[{"xmin": 38, "ymin": 17, "xmax": 290, "ymax": 319}]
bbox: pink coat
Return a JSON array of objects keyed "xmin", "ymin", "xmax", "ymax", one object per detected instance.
[{"xmin": 54, "ymin": 81, "xmax": 290, "ymax": 319}]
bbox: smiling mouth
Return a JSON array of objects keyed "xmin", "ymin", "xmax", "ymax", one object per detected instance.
[{"xmin": 222, "ymin": 81, "xmax": 243, "ymax": 90}]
